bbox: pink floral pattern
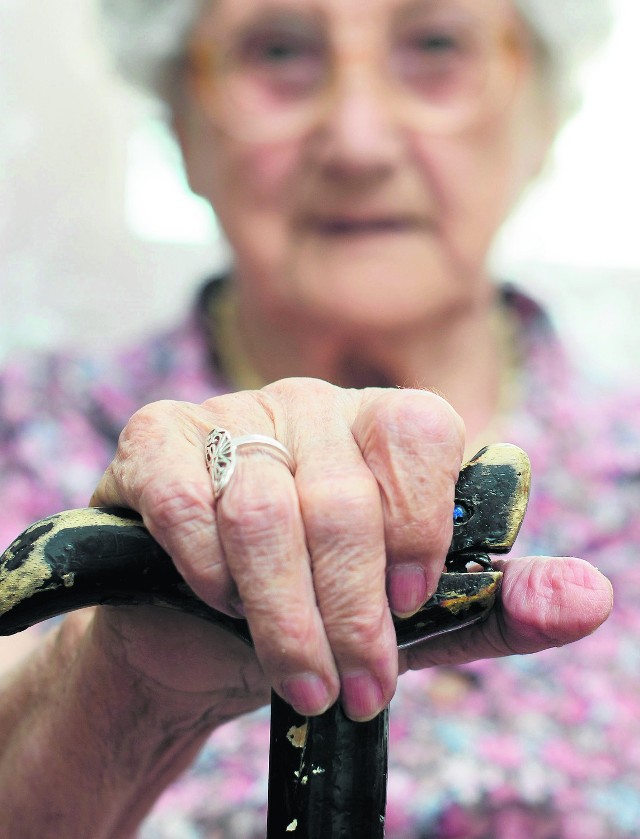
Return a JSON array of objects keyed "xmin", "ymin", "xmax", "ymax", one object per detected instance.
[{"xmin": 2, "ymin": 280, "xmax": 640, "ymax": 838}]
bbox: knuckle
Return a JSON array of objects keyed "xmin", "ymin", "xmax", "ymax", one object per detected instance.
[
  {"xmin": 303, "ymin": 472, "xmax": 380, "ymax": 541},
  {"xmin": 201, "ymin": 391, "xmax": 265, "ymax": 431},
  {"xmin": 262, "ymin": 378, "xmax": 349, "ymax": 437},
  {"xmin": 424, "ymin": 513, "xmax": 454, "ymax": 553},
  {"xmin": 346, "ymin": 611, "xmax": 387, "ymax": 652},
  {"xmin": 325, "ymin": 602, "xmax": 388, "ymax": 657},
  {"xmin": 266, "ymin": 609, "xmax": 318, "ymax": 659},
  {"xmin": 222, "ymin": 489, "xmax": 294, "ymax": 539},
  {"xmin": 376, "ymin": 388, "xmax": 465, "ymax": 450},
  {"xmin": 264, "ymin": 376, "xmax": 338, "ymax": 404},
  {"xmin": 141, "ymin": 475, "xmax": 211, "ymax": 535},
  {"xmin": 118, "ymin": 400, "xmax": 175, "ymax": 444},
  {"xmin": 388, "ymin": 520, "xmax": 448, "ymax": 565},
  {"xmin": 115, "ymin": 400, "xmax": 191, "ymax": 467},
  {"xmin": 249, "ymin": 607, "xmax": 325, "ymax": 677}
]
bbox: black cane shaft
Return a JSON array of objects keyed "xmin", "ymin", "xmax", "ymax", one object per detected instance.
[
  {"xmin": 267, "ymin": 692, "xmax": 309, "ymax": 836},
  {"xmin": 267, "ymin": 691, "xmax": 388, "ymax": 838}
]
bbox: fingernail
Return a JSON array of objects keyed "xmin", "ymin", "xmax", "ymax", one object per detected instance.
[
  {"xmin": 387, "ymin": 565, "xmax": 428, "ymax": 616},
  {"xmin": 341, "ymin": 670, "xmax": 385, "ymax": 721},
  {"xmin": 282, "ymin": 673, "xmax": 330, "ymax": 716}
]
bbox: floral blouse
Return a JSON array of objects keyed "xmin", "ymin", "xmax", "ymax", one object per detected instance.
[{"xmin": 1, "ymin": 279, "xmax": 640, "ymax": 839}]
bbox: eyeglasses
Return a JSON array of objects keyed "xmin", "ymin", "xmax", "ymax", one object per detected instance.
[{"xmin": 187, "ymin": 7, "xmax": 526, "ymax": 144}]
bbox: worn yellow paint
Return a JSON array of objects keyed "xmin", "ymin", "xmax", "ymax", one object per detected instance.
[
  {"xmin": 438, "ymin": 572, "xmax": 502, "ymax": 616},
  {"xmin": 0, "ymin": 545, "xmax": 52, "ymax": 617},
  {"xmin": 286, "ymin": 819, "xmax": 298, "ymax": 832},
  {"xmin": 0, "ymin": 508, "xmax": 145, "ymax": 617},
  {"xmin": 472, "ymin": 444, "xmax": 531, "ymax": 548},
  {"xmin": 286, "ymin": 722, "xmax": 309, "ymax": 749}
]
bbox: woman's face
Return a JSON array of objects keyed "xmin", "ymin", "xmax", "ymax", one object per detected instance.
[{"xmin": 179, "ymin": 0, "xmax": 552, "ymax": 334}]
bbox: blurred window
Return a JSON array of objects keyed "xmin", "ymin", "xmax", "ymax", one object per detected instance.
[{"xmin": 125, "ymin": 117, "xmax": 220, "ymax": 244}]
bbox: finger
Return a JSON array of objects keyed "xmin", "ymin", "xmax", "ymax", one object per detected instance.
[
  {"xmin": 284, "ymin": 384, "xmax": 398, "ymax": 722},
  {"xmin": 400, "ymin": 556, "xmax": 613, "ymax": 672},
  {"xmin": 90, "ymin": 400, "xmax": 239, "ymax": 615},
  {"xmin": 216, "ymin": 442, "xmax": 341, "ymax": 718},
  {"xmin": 353, "ymin": 388, "xmax": 465, "ymax": 618}
]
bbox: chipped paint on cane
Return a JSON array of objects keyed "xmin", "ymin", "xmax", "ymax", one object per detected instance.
[
  {"xmin": 286, "ymin": 819, "xmax": 298, "ymax": 831},
  {"xmin": 286, "ymin": 723, "xmax": 308, "ymax": 748},
  {"xmin": 0, "ymin": 547, "xmax": 52, "ymax": 616},
  {"xmin": 474, "ymin": 444, "xmax": 531, "ymax": 545},
  {"xmin": 0, "ymin": 508, "xmax": 144, "ymax": 616},
  {"xmin": 311, "ymin": 765, "xmax": 325, "ymax": 774},
  {"xmin": 439, "ymin": 575, "xmax": 501, "ymax": 615}
]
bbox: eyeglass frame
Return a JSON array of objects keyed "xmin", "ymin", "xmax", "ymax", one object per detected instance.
[{"xmin": 185, "ymin": 8, "xmax": 531, "ymax": 143}]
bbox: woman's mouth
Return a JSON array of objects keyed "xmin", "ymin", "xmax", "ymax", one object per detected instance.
[{"xmin": 311, "ymin": 217, "xmax": 420, "ymax": 236}]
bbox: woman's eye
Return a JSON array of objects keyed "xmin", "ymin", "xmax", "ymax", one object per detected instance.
[
  {"xmin": 234, "ymin": 29, "xmax": 325, "ymax": 92},
  {"xmin": 394, "ymin": 22, "xmax": 480, "ymax": 93},
  {"xmin": 240, "ymin": 31, "xmax": 321, "ymax": 68},
  {"xmin": 259, "ymin": 39, "xmax": 308, "ymax": 63},
  {"xmin": 408, "ymin": 26, "xmax": 470, "ymax": 59},
  {"xmin": 414, "ymin": 32, "xmax": 460, "ymax": 55}
]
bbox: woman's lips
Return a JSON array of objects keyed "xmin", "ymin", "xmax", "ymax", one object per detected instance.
[{"xmin": 312, "ymin": 217, "xmax": 420, "ymax": 236}]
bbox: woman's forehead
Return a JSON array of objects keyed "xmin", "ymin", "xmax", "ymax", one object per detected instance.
[{"xmin": 197, "ymin": 0, "xmax": 513, "ymax": 29}]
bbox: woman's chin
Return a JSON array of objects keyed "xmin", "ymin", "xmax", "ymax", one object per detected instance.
[{"xmin": 286, "ymin": 260, "xmax": 461, "ymax": 336}]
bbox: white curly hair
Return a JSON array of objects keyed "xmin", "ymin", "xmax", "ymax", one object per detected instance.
[{"xmin": 99, "ymin": 0, "xmax": 612, "ymax": 119}]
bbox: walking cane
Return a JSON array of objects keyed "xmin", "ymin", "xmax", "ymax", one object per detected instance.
[{"xmin": 0, "ymin": 443, "xmax": 529, "ymax": 837}]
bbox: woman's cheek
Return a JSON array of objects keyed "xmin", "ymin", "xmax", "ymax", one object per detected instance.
[
  {"xmin": 410, "ymin": 131, "xmax": 525, "ymax": 272},
  {"xmin": 226, "ymin": 140, "xmax": 304, "ymax": 212}
]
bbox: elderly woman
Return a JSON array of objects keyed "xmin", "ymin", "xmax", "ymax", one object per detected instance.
[{"xmin": 0, "ymin": 0, "xmax": 637, "ymax": 836}]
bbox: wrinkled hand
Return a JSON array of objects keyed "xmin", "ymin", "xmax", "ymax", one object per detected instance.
[{"xmin": 91, "ymin": 378, "xmax": 612, "ymax": 722}]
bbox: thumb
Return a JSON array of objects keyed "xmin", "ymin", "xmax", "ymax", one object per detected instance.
[{"xmin": 402, "ymin": 556, "xmax": 613, "ymax": 671}]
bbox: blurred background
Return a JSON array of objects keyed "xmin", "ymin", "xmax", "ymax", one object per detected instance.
[{"xmin": 1, "ymin": 0, "xmax": 638, "ymax": 379}]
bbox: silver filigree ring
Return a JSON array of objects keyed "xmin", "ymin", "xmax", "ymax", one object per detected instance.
[{"xmin": 205, "ymin": 427, "xmax": 295, "ymax": 499}]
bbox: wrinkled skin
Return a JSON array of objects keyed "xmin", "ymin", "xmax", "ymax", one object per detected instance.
[{"xmin": 91, "ymin": 380, "xmax": 613, "ymax": 723}]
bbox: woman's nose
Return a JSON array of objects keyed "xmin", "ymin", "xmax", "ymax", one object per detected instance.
[{"xmin": 311, "ymin": 64, "xmax": 405, "ymax": 176}]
